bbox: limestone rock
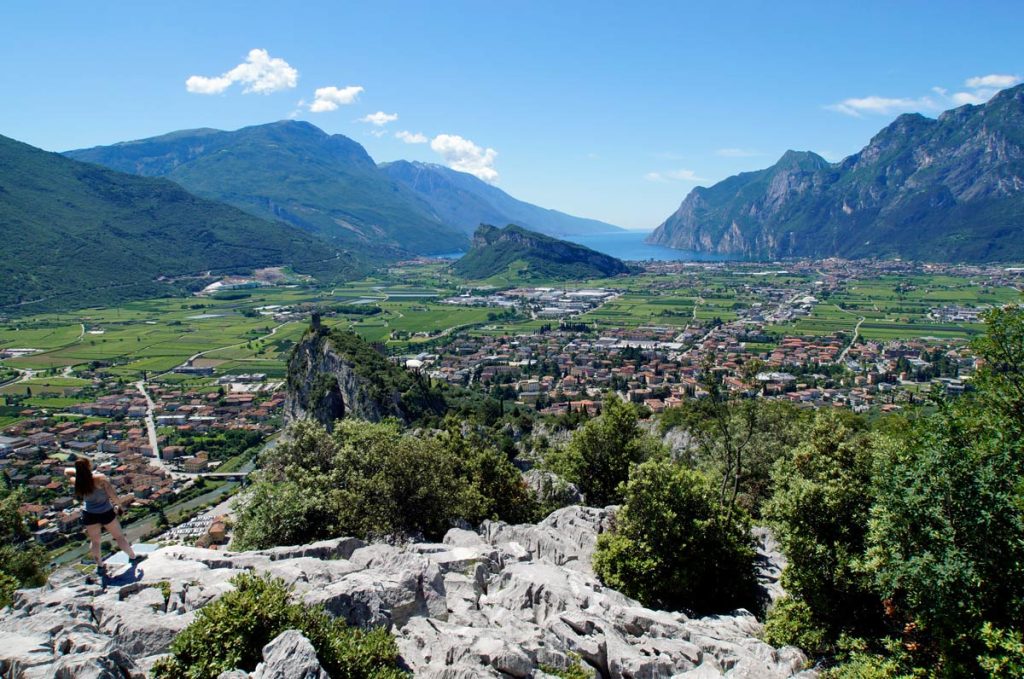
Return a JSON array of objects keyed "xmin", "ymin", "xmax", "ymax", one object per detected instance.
[
  {"xmin": 252, "ymin": 630, "xmax": 329, "ymax": 679},
  {"xmin": 523, "ymin": 469, "xmax": 584, "ymax": 506},
  {"xmin": 0, "ymin": 506, "xmax": 813, "ymax": 679}
]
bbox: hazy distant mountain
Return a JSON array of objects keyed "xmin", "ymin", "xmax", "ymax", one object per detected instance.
[
  {"xmin": 67, "ymin": 121, "xmax": 468, "ymax": 256},
  {"xmin": 648, "ymin": 84, "xmax": 1024, "ymax": 262},
  {"xmin": 0, "ymin": 133, "xmax": 360, "ymax": 310},
  {"xmin": 453, "ymin": 224, "xmax": 629, "ymax": 280},
  {"xmin": 380, "ymin": 160, "xmax": 624, "ymax": 237}
]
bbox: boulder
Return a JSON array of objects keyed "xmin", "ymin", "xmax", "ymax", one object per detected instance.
[{"xmin": 251, "ymin": 629, "xmax": 329, "ymax": 679}]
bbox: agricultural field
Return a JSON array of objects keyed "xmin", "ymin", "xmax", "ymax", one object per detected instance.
[
  {"xmin": 779, "ymin": 274, "xmax": 1018, "ymax": 340},
  {"xmin": 1, "ymin": 264, "xmax": 1019, "ymax": 388}
]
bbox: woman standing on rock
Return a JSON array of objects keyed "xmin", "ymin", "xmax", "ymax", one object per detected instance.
[{"xmin": 65, "ymin": 456, "xmax": 141, "ymax": 575}]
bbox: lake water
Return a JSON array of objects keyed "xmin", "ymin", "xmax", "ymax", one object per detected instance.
[
  {"xmin": 436, "ymin": 230, "xmax": 733, "ymax": 262},
  {"xmin": 564, "ymin": 230, "xmax": 732, "ymax": 261}
]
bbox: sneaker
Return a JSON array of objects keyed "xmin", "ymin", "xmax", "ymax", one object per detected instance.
[
  {"xmin": 129, "ymin": 553, "xmax": 147, "ymax": 564},
  {"xmin": 96, "ymin": 564, "xmax": 108, "ymax": 578}
]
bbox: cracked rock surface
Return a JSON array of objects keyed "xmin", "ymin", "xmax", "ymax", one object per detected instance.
[{"xmin": 0, "ymin": 506, "xmax": 813, "ymax": 678}]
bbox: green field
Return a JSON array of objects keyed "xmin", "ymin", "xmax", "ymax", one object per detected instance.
[{"xmin": 1, "ymin": 266, "xmax": 1016, "ymax": 383}]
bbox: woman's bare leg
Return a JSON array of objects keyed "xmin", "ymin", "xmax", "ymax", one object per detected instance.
[
  {"xmin": 85, "ymin": 523, "xmax": 103, "ymax": 565},
  {"xmin": 104, "ymin": 519, "xmax": 136, "ymax": 559}
]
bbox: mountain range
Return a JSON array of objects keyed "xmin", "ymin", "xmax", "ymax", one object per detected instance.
[
  {"xmin": 0, "ymin": 133, "xmax": 360, "ymax": 310},
  {"xmin": 67, "ymin": 121, "xmax": 624, "ymax": 257},
  {"xmin": 380, "ymin": 160, "xmax": 623, "ymax": 237},
  {"xmin": 453, "ymin": 224, "xmax": 629, "ymax": 281},
  {"xmin": 648, "ymin": 83, "xmax": 1024, "ymax": 262},
  {"xmin": 66, "ymin": 121, "xmax": 467, "ymax": 256}
]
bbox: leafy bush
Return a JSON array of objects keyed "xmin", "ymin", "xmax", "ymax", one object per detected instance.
[
  {"xmin": 593, "ymin": 459, "xmax": 758, "ymax": 615},
  {"xmin": 152, "ymin": 572, "xmax": 405, "ymax": 679},
  {"xmin": 763, "ymin": 410, "xmax": 880, "ymax": 652},
  {"xmin": 234, "ymin": 418, "xmax": 533, "ymax": 549},
  {"xmin": 545, "ymin": 396, "xmax": 664, "ymax": 506},
  {"xmin": 0, "ymin": 487, "xmax": 47, "ymax": 608},
  {"xmin": 978, "ymin": 624, "xmax": 1024, "ymax": 678},
  {"xmin": 763, "ymin": 597, "xmax": 829, "ymax": 658},
  {"xmin": 539, "ymin": 653, "xmax": 595, "ymax": 679}
]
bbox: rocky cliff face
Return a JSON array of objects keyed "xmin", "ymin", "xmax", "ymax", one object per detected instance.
[
  {"xmin": 648, "ymin": 84, "xmax": 1024, "ymax": 262},
  {"xmin": 0, "ymin": 506, "xmax": 812, "ymax": 678},
  {"xmin": 285, "ymin": 326, "xmax": 406, "ymax": 430}
]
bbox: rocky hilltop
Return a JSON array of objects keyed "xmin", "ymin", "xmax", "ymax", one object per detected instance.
[
  {"xmin": 648, "ymin": 84, "xmax": 1024, "ymax": 262},
  {"xmin": 454, "ymin": 224, "xmax": 630, "ymax": 280},
  {"xmin": 285, "ymin": 321, "xmax": 443, "ymax": 429},
  {"xmin": 0, "ymin": 506, "xmax": 811, "ymax": 678}
]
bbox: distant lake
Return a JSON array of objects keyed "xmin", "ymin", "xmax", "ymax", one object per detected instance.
[
  {"xmin": 564, "ymin": 230, "xmax": 732, "ymax": 261},
  {"xmin": 434, "ymin": 229, "xmax": 735, "ymax": 262}
]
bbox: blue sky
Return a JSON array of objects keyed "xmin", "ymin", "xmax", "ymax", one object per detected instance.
[{"xmin": 2, "ymin": 1, "xmax": 1022, "ymax": 229}]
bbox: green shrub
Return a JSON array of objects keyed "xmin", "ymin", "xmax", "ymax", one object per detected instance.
[
  {"xmin": 539, "ymin": 652, "xmax": 595, "ymax": 679},
  {"xmin": 546, "ymin": 396, "xmax": 664, "ymax": 506},
  {"xmin": 234, "ymin": 418, "xmax": 533, "ymax": 549},
  {"xmin": 978, "ymin": 623, "xmax": 1024, "ymax": 678},
  {"xmin": 763, "ymin": 598, "xmax": 829, "ymax": 658},
  {"xmin": 764, "ymin": 410, "xmax": 880, "ymax": 652},
  {"xmin": 0, "ymin": 487, "xmax": 47, "ymax": 607},
  {"xmin": 592, "ymin": 459, "xmax": 758, "ymax": 615},
  {"xmin": 151, "ymin": 572, "xmax": 405, "ymax": 679}
]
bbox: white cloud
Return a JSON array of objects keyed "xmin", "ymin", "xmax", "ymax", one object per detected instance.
[
  {"xmin": 359, "ymin": 111, "xmax": 399, "ymax": 126},
  {"xmin": 186, "ymin": 48, "xmax": 298, "ymax": 95},
  {"xmin": 951, "ymin": 90, "xmax": 988, "ymax": 106},
  {"xmin": 965, "ymin": 74, "xmax": 1021, "ymax": 89},
  {"xmin": 716, "ymin": 148, "xmax": 760, "ymax": 157},
  {"xmin": 430, "ymin": 134, "xmax": 499, "ymax": 183},
  {"xmin": 645, "ymin": 169, "xmax": 705, "ymax": 182},
  {"xmin": 826, "ymin": 95, "xmax": 937, "ymax": 117},
  {"xmin": 827, "ymin": 73, "xmax": 1021, "ymax": 117},
  {"xmin": 950, "ymin": 73, "xmax": 1022, "ymax": 107},
  {"xmin": 309, "ymin": 85, "xmax": 364, "ymax": 112},
  {"xmin": 369, "ymin": 129, "xmax": 387, "ymax": 138},
  {"xmin": 395, "ymin": 130, "xmax": 428, "ymax": 144}
]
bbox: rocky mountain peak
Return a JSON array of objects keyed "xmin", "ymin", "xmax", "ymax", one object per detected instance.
[{"xmin": 647, "ymin": 85, "xmax": 1024, "ymax": 262}]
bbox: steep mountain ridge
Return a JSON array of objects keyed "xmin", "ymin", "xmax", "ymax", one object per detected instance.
[
  {"xmin": 0, "ymin": 133, "xmax": 359, "ymax": 310},
  {"xmin": 66, "ymin": 121, "xmax": 468, "ymax": 256},
  {"xmin": 648, "ymin": 84, "xmax": 1024, "ymax": 261},
  {"xmin": 453, "ymin": 224, "xmax": 630, "ymax": 280},
  {"xmin": 381, "ymin": 160, "xmax": 624, "ymax": 236}
]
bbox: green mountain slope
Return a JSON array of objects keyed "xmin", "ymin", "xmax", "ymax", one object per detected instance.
[
  {"xmin": 380, "ymin": 160, "xmax": 624, "ymax": 236},
  {"xmin": 0, "ymin": 133, "xmax": 360, "ymax": 310},
  {"xmin": 66, "ymin": 121, "xmax": 468, "ymax": 256},
  {"xmin": 648, "ymin": 84, "xmax": 1024, "ymax": 262},
  {"xmin": 453, "ymin": 224, "xmax": 629, "ymax": 280}
]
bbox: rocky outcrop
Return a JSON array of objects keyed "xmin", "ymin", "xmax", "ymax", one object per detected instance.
[
  {"xmin": 647, "ymin": 84, "xmax": 1024, "ymax": 262},
  {"xmin": 522, "ymin": 469, "xmax": 585, "ymax": 508},
  {"xmin": 0, "ymin": 507, "xmax": 813, "ymax": 678},
  {"xmin": 285, "ymin": 327, "xmax": 407, "ymax": 430}
]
